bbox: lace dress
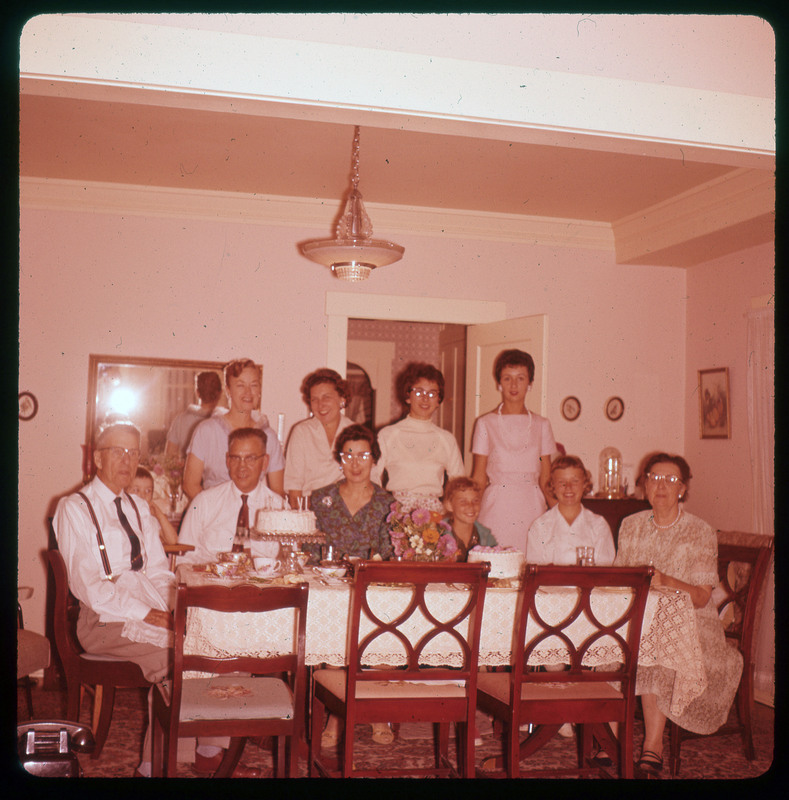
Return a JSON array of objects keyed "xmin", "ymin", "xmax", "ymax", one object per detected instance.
[{"xmin": 615, "ymin": 510, "xmax": 743, "ymax": 734}]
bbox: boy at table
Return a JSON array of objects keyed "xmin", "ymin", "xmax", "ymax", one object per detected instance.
[
  {"xmin": 178, "ymin": 427, "xmax": 286, "ymax": 564},
  {"xmin": 442, "ymin": 476, "xmax": 498, "ymax": 560},
  {"xmin": 526, "ymin": 455, "xmax": 616, "ymax": 567},
  {"xmin": 524, "ymin": 455, "xmax": 616, "ymax": 742}
]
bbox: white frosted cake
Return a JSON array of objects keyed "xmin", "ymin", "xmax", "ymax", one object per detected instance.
[
  {"xmin": 467, "ymin": 546, "xmax": 525, "ymax": 579},
  {"xmin": 255, "ymin": 508, "xmax": 317, "ymax": 535}
]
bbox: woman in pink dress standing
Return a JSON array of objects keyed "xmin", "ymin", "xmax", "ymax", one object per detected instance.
[{"xmin": 470, "ymin": 349, "xmax": 556, "ymax": 552}]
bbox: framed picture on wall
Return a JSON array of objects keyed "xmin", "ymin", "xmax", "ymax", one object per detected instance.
[{"xmin": 698, "ymin": 367, "xmax": 731, "ymax": 439}]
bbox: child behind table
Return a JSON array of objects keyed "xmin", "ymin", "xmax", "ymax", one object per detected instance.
[{"xmin": 442, "ymin": 476, "xmax": 498, "ymax": 561}]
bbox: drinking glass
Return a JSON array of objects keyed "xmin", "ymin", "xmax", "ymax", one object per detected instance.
[{"xmin": 576, "ymin": 546, "xmax": 595, "ymax": 567}]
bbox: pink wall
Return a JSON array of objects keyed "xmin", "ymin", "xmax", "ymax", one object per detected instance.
[
  {"xmin": 682, "ymin": 241, "xmax": 774, "ymax": 530},
  {"xmin": 20, "ymin": 203, "xmax": 763, "ymax": 634}
]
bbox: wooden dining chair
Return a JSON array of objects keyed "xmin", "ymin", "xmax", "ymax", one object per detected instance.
[
  {"xmin": 477, "ymin": 564, "xmax": 653, "ymax": 779},
  {"xmin": 310, "ymin": 560, "xmax": 490, "ymax": 779},
  {"xmin": 17, "ymin": 587, "xmax": 51, "ymax": 719},
  {"xmin": 46, "ymin": 548, "xmax": 152, "ymax": 759},
  {"xmin": 151, "ymin": 577, "xmax": 309, "ymax": 778},
  {"xmin": 668, "ymin": 530, "xmax": 773, "ymax": 776}
]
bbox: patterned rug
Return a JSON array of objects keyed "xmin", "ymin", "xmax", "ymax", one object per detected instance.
[{"xmin": 15, "ymin": 680, "xmax": 774, "ymax": 780}]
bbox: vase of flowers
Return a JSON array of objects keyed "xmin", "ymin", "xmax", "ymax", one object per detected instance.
[
  {"xmin": 387, "ymin": 496, "xmax": 458, "ymax": 562},
  {"xmin": 149, "ymin": 452, "xmax": 185, "ymax": 515}
]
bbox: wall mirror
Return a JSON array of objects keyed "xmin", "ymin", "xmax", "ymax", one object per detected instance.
[{"xmin": 83, "ymin": 354, "xmax": 227, "ymax": 482}]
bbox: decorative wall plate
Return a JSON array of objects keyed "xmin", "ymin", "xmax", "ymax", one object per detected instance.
[
  {"xmin": 18, "ymin": 391, "xmax": 38, "ymax": 421},
  {"xmin": 560, "ymin": 396, "xmax": 581, "ymax": 421},
  {"xmin": 604, "ymin": 396, "xmax": 625, "ymax": 421}
]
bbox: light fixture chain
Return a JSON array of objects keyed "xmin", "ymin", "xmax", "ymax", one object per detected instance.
[{"xmin": 351, "ymin": 125, "xmax": 361, "ymax": 190}]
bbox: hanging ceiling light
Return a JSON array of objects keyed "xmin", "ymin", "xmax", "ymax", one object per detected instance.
[{"xmin": 300, "ymin": 126, "xmax": 404, "ymax": 282}]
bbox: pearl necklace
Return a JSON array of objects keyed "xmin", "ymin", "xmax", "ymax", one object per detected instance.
[
  {"xmin": 651, "ymin": 508, "xmax": 683, "ymax": 529},
  {"xmin": 496, "ymin": 403, "xmax": 532, "ymax": 451}
]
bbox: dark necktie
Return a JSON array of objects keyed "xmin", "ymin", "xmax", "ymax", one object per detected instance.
[
  {"xmin": 237, "ymin": 494, "xmax": 250, "ymax": 529},
  {"xmin": 114, "ymin": 496, "xmax": 143, "ymax": 571}
]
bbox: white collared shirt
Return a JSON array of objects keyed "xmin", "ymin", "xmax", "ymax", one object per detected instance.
[
  {"xmin": 526, "ymin": 504, "xmax": 616, "ymax": 566},
  {"xmin": 53, "ymin": 476, "xmax": 174, "ymax": 623},
  {"xmin": 178, "ymin": 478, "xmax": 286, "ymax": 563}
]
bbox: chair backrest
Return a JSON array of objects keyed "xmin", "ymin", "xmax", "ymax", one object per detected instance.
[
  {"xmin": 346, "ymin": 561, "xmax": 490, "ymax": 691},
  {"xmin": 46, "ymin": 549, "xmax": 87, "ymax": 670},
  {"xmin": 513, "ymin": 565, "xmax": 654, "ymax": 692},
  {"xmin": 714, "ymin": 531, "xmax": 773, "ymax": 660},
  {"xmin": 172, "ymin": 579, "xmax": 310, "ymax": 712}
]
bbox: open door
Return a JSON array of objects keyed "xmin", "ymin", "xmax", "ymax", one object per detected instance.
[{"xmin": 463, "ymin": 315, "xmax": 547, "ymax": 469}]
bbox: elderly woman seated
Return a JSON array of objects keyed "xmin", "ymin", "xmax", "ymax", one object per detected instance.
[{"xmin": 614, "ymin": 452, "xmax": 743, "ymax": 775}]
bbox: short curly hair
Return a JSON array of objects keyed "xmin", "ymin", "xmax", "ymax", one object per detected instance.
[
  {"xmin": 641, "ymin": 452, "xmax": 692, "ymax": 500},
  {"xmin": 300, "ymin": 368, "xmax": 350, "ymax": 406},
  {"xmin": 549, "ymin": 455, "xmax": 593, "ymax": 500},
  {"xmin": 493, "ymin": 349, "xmax": 535, "ymax": 384},
  {"xmin": 334, "ymin": 424, "xmax": 381, "ymax": 465},
  {"xmin": 397, "ymin": 362, "xmax": 445, "ymax": 405},
  {"xmin": 443, "ymin": 476, "xmax": 481, "ymax": 504}
]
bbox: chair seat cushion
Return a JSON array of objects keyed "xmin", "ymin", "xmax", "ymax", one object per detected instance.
[
  {"xmin": 174, "ymin": 676, "xmax": 294, "ymax": 721},
  {"xmin": 17, "ymin": 629, "xmax": 51, "ymax": 678},
  {"xmin": 477, "ymin": 672, "xmax": 623, "ymax": 704},
  {"xmin": 314, "ymin": 669, "xmax": 467, "ymax": 701}
]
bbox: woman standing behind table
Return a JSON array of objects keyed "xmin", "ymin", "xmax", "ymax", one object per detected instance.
[
  {"xmin": 372, "ymin": 362, "xmax": 466, "ymax": 512},
  {"xmin": 182, "ymin": 359, "xmax": 285, "ymax": 499},
  {"xmin": 470, "ymin": 349, "xmax": 556, "ymax": 552},
  {"xmin": 615, "ymin": 453, "xmax": 743, "ymax": 776},
  {"xmin": 306, "ymin": 424, "xmax": 394, "ymax": 561},
  {"xmin": 284, "ymin": 369, "xmax": 355, "ymax": 510}
]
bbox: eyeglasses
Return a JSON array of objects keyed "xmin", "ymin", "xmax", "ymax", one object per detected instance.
[
  {"xmin": 98, "ymin": 447, "xmax": 140, "ymax": 459},
  {"xmin": 411, "ymin": 389, "xmax": 438, "ymax": 399},
  {"xmin": 645, "ymin": 473, "xmax": 682, "ymax": 486},
  {"xmin": 340, "ymin": 451, "xmax": 372, "ymax": 463},
  {"xmin": 227, "ymin": 454, "xmax": 265, "ymax": 466}
]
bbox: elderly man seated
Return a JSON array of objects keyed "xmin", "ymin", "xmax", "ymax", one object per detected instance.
[
  {"xmin": 179, "ymin": 427, "xmax": 286, "ymax": 563},
  {"xmin": 53, "ymin": 421, "xmax": 263, "ymax": 778}
]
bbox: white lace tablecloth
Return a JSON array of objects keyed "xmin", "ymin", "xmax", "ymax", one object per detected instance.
[{"xmin": 181, "ymin": 571, "xmax": 706, "ymax": 717}]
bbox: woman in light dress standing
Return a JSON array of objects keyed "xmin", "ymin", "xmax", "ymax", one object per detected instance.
[{"xmin": 470, "ymin": 349, "xmax": 556, "ymax": 552}]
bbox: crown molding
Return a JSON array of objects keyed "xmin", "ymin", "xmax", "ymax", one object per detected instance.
[
  {"xmin": 19, "ymin": 177, "xmax": 615, "ymax": 252},
  {"xmin": 612, "ymin": 168, "xmax": 775, "ymax": 265}
]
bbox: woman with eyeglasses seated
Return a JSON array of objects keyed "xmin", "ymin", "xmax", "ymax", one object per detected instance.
[
  {"xmin": 306, "ymin": 424, "xmax": 394, "ymax": 562},
  {"xmin": 526, "ymin": 455, "xmax": 615, "ymax": 566},
  {"xmin": 372, "ymin": 362, "xmax": 466, "ymax": 514},
  {"xmin": 470, "ymin": 349, "xmax": 557, "ymax": 553},
  {"xmin": 308, "ymin": 424, "xmax": 395, "ymax": 748},
  {"xmin": 614, "ymin": 452, "xmax": 743, "ymax": 776}
]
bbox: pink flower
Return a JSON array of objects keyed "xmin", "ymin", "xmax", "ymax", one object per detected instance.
[{"xmin": 411, "ymin": 507, "xmax": 431, "ymax": 526}]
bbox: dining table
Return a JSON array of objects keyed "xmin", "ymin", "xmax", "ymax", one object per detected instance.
[{"xmin": 178, "ymin": 564, "xmax": 707, "ymax": 721}]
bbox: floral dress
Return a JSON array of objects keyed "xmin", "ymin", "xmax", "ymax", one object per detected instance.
[
  {"xmin": 615, "ymin": 510, "xmax": 743, "ymax": 734},
  {"xmin": 307, "ymin": 481, "xmax": 394, "ymax": 560}
]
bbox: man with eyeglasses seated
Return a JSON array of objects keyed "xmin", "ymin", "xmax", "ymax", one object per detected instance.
[
  {"xmin": 53, "ymin": 421, "xmax": 176, "ymax": 775},
  {"xmin": 178, "ymin": 427, "xmax": 285, "ymax": 565}
]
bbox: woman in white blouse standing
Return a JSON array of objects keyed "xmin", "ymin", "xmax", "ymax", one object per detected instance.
[
  {"xmin": 284, "ymin": 368, "xmax": 355, "ymax": 509},
  {"xmin": 373, "ymin": 362, "xmax": 465, "ymax": 512}
]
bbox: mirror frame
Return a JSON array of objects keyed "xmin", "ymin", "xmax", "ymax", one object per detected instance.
[{"xmin": 83, "ymin": 354, "xmax": 227, "ymax": 481}]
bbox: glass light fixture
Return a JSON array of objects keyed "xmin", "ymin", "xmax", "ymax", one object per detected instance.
[
  {"xmin": 299, "ymin": 126, "xmax": 404, "ymax": 282},
  {"xmin": 598, "ymin": 446, "xmax": 624, "ymax": 498}
]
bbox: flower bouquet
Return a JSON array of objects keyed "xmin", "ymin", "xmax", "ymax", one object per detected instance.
[
  {"xmin": 148, "ymin": 452, "xmax": 186, "ymax": 514},
  {"xmin": 387, "ymin": 494, "xmax": 458, "ymax": 562}
]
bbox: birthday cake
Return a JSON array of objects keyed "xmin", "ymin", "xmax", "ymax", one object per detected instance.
[
  {"xmin": 255, "ymin": 508, "xmax": 317, "ymax": 535},
  {"xmin": 467, "ymin": 545, "xmax": 525, "ymax": 579}
]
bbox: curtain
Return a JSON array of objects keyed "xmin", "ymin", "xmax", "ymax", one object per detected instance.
[{"xmin": 746, "ymin": 305, "xmax": 774, "ymax": 705}]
